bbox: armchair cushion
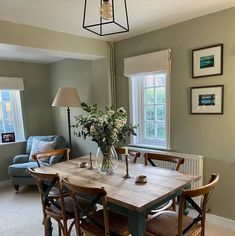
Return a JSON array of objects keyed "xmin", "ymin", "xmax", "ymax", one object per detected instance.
[
  {"xmin": 13, "ymin": 154, "xmax": 29, "ymax": 164},
  {"xmin": 29, "ymin": 138, "xmax": 56, "ymax": 161},
  {"xmin": 26, "ymin": 135, "xmax": 65, "ymax": 154},
  {"xmin": 9, "ymin": 162, "xmax": 40, "ymax": 177}
]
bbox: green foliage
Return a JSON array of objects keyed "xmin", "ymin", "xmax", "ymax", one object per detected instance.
[{"xmin": 73, "ymin": 103, "xmax": 137, "ymax": 152}]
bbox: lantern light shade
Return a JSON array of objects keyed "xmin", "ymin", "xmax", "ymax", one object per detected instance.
[{"xmin": 83, "ymin": 0, "xmax": 129, "ymax": 36}]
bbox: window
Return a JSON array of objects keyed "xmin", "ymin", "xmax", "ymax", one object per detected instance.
[
  {"xmin": 0, "ymin": 77, "xmax": 25, "ymax": 143},
  {"xmin": 124, "ymin": 49, "xmax": 171, "ymax": 149},
  {"xmin": 129, "ymin": 73, "xmax": 170, "ymax": 149}
]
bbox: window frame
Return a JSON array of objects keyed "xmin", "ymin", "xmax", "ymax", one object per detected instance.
[{"xmin": 129, "ymin": 72, "xmax": 171, "ymax": 150}]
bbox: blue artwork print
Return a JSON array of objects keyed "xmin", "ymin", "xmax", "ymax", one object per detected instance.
[
  {"xmin": 200, "ymin": 55, "xmax": 214, "ymax": 69},
  {"xmin": 198, "ymin": 94, "xmax": 215, "ymax": 106}
]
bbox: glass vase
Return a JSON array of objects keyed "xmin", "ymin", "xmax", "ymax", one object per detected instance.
[{"xmin": 96, "ymin": 145, "xmax": 118, "ymax": 175}]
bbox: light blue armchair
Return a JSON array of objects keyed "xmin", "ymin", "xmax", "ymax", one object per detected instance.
[{"xmin": 8, "ymin": 135, "xmax": 66, "ymax": 193}]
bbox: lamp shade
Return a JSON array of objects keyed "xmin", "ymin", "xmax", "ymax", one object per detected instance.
[{"xmin": 52, "ymin": 87, "xmax": 81, "ymax": 107}]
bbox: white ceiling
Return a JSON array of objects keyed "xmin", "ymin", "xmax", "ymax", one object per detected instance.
[{"xmin": 0, "ymin": 0, "xmax": 235, "ymax": 63}]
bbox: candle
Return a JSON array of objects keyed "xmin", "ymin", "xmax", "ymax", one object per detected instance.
[{"xmin": 124, "ymin": 147, "xmax": 128, "ymax": 155}]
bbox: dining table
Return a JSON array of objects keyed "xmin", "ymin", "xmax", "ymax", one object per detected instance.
[{"xmin": 36, "ymin": 155, "xmax": 200, "ymax": 236}]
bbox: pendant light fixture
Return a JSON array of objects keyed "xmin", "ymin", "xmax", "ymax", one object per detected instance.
[{"xmin": 83, "ymin": 0, "xmax": 129, "ymax": 36}]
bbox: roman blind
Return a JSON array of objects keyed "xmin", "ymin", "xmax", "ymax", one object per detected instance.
[
  {"xmin": 0, "ymin": 77, "xmax": 24, "ymax": 90},
  {"xmin": 124, "ymin": 49, "xmax": 171, "ymax": 77}
]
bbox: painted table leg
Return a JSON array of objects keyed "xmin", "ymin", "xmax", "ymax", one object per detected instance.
[
  {"xmin": 128, "ymin": 211, "xmax": 146, "ymax": 236},
  {"xmin": 184, "ymin": 184, "xmax": 191, "ymax": 215}
]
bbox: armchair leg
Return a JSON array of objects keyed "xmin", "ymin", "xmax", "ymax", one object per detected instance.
[{"xmin": 14, "ymin": 185, "xmax": 20, "ymax": 193}]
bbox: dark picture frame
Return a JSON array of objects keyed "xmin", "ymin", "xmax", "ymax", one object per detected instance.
[
  {"xmin": 192, "ymin": 44, "xmax": 223, "ymax": 78},
  {"xmin": 1, "ymin": 132, "xmax": 15, "ymax": 143},
  {"xmin": 190, "ymin": 85, "xmax": 224, "ymax": 114}
]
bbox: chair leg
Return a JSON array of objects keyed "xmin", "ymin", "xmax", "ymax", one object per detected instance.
[
  {"xmin": 14, "ymin": 185, "xmax": 19, "ymax": 193},
  {"xmin": 44, "ymin": 216, "xmax": 49, "ymax": 236},
  {"xmin": 63, "ymin": 220, "xmax": 69, "ymax": 236},
  {"xmin": 58, "ymin": 222, "xmax": 62, "ymax": 236}
]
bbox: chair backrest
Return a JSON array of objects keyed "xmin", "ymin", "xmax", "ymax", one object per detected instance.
[
  {"xmin": 144, "ymin": 152, "xmax": 185, "ymax": 171},
  {"xmin": 178, "ymin": 173, "xmax": 219, "ymax": 236},
  {"xmin": 62, "ymin": 177, "xmax": 109, "ymax": 236},
  {"xmin": 115, "ymin": 147, "xmax": 141, "ymax": 163},
  {"xmin": 28, "ymin": 168, "xmax": 68, "ymax": 222},
  {"xmin": 32, "ymin": 148, "xmax": 70, "ymax": 167}
]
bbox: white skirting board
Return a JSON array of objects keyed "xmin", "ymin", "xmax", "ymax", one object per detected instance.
[
  {"xmin": 0, "ymin": 179, "xmax": 11, "ymax": 187},
  {"xmin": 207, "ymin": 213, "xmax": 235, "ymax": 232}
]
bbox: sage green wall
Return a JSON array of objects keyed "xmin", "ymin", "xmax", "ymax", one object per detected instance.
[
  {"xmin": 114, "ymin": 8, "xmax": 235, "ymax": 220},
  {"xmin": 0, "ymin": 60, "xmax": 54, "ymax": 181},
  {"xmin": 0, "ymin": 20, "xmax": 109, "ymax": 58},
  {"xmin": 49, "ymin": 58, "xmax": 110, "ymax": 157},
  {"xmin": 0, "ymin": 142, "xmax": 26, "ymax": 182}
]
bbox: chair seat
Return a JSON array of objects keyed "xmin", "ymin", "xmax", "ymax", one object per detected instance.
[
  {"xmin": 146, "ymin": 211, "xmax": 201, "ymax": 236},
  {"xmin": 48, "ymin": 187, "xmax": 69, "ymax": 198},
  {"xmin": 47, "ymin": 196, "xmax": 96, "ymax": 219},
  {"xmin": 82, "ymin": 210, "xmax": 129, "ymax": 236}
]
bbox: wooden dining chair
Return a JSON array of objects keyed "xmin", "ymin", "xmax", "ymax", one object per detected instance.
[
  {"xmin": 28, "ymin": 168, "xmax": 94, "ymax": 236},
  {"xmin": 144, "ymin": 152, "xmax": 185, "ymax": 213},
  {"xmin": 28, "ymin": 167, "xmax": 74, "ymax": 236},
  {"xmin": 62, "ymin": 177, "xmax": 129, "ymax": 236},
  {"xmin": 144, "ymin": 152, "xmax": 185, "ymax": 171},
  {"xmin": 145, "ymin": 173, "xmax": 219, "ymax": 236},
  {"xmin": 32, "ymin": 148, "xmax": 70, "ymax": 167},
  {"xmin": 115, "ymin": 147, "xmax": 141, "ymax": 163}
]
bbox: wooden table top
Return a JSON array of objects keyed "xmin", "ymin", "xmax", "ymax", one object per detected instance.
[{"xmin": 37, "ymin": 156, "xmax": 200, "ymax": 212}]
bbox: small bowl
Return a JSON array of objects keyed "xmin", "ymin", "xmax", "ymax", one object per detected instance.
[
  {"xmin": 80, "ymin": 162, "xmax": 87, "ymax": 168},
  {"xmin": 135, "ymin": 175, "xmax": 147, "ymax": 183}
]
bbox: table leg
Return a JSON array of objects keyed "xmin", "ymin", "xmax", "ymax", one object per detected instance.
[
  {"xmin": 128, "ymin": 211, "xmax": 146, "ymax": 236},
  {"xmin": 184, "ymin": 184, "xmax": 192, "ymax": 215}
]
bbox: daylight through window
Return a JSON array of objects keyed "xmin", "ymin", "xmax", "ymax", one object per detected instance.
[
  {"xmin": 0, "ymin": 90, "xmax": 25, "ymax": 142},
  {"xmin": 129, "ymin": 73, "xmax": 170, "ymax": 149}
]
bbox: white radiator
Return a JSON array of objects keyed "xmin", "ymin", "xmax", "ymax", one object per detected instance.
[{"xmin": 130, "ymin": 148, "xmax": 204, "ymax": 205}]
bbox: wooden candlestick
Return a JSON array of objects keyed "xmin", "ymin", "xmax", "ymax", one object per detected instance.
[
  {"xmin": 123, "ymin": 154, "xmax": 131, "ymax": 179},
  {"xmin": 88, "ymin": 152, "xmax": 95, "ymax": 170}
]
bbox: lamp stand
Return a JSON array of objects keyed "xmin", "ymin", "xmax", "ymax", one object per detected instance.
[{"xmin": 67, "ymin": 107, "xmax": 72, "ymax": 149}]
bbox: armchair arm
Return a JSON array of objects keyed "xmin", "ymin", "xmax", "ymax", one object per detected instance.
[
  {"xmin": 32, "ymin": 148, "xmax": 70, "ymax": 167},
  {"xmin": 13, "ymin": 154, "xmax": 29, "ymax": 164}
]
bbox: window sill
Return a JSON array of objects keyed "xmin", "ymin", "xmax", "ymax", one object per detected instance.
[
  {"xmin": 127, "ymin": 144, "xmax": 172, "ymax": 152},
  {"xmin": 0, "ymin": 140, "xmax": 27, "ymax": 146}
]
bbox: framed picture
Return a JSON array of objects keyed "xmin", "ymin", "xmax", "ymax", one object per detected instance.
[
  {"xmin": 190, "ymin": 85, "xmax": 224, "ymax": 114},
  {"xmin": 1, "ymin": 132, "xmax": 15, "ymax": 143},
  {"xmin": 192, "ymin": 44, "xmax": 223, "ymax": 78}
]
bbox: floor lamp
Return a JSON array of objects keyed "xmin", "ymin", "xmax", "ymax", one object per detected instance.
[{"xmin": 52, "ymin": 87, "xmax": 81, "ymax": 149}]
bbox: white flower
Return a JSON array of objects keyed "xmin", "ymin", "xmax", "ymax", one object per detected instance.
[
  {"xmin": 107, "ymin": 110, "xmax": 115, "ymax": 116},
  {"xmin": 114, "ymin": 120, "xmax": 123, "ymax": 129},
  {"xmin": 112, "ymin": 128, "xmax": 118, "ymax": 134},
  {"xmin": 90, "ymin": 125, "xmax": 96, "ymax": 134}
]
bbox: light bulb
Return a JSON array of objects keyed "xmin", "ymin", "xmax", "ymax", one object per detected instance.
[{"xmin": 100, "ymin": 0, "xmax": 113, "ymax": 20}]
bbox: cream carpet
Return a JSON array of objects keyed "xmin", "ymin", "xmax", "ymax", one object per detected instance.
[{"xmin": 0, "ymin": 185, "xmax": 234, "ymax": 236}]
